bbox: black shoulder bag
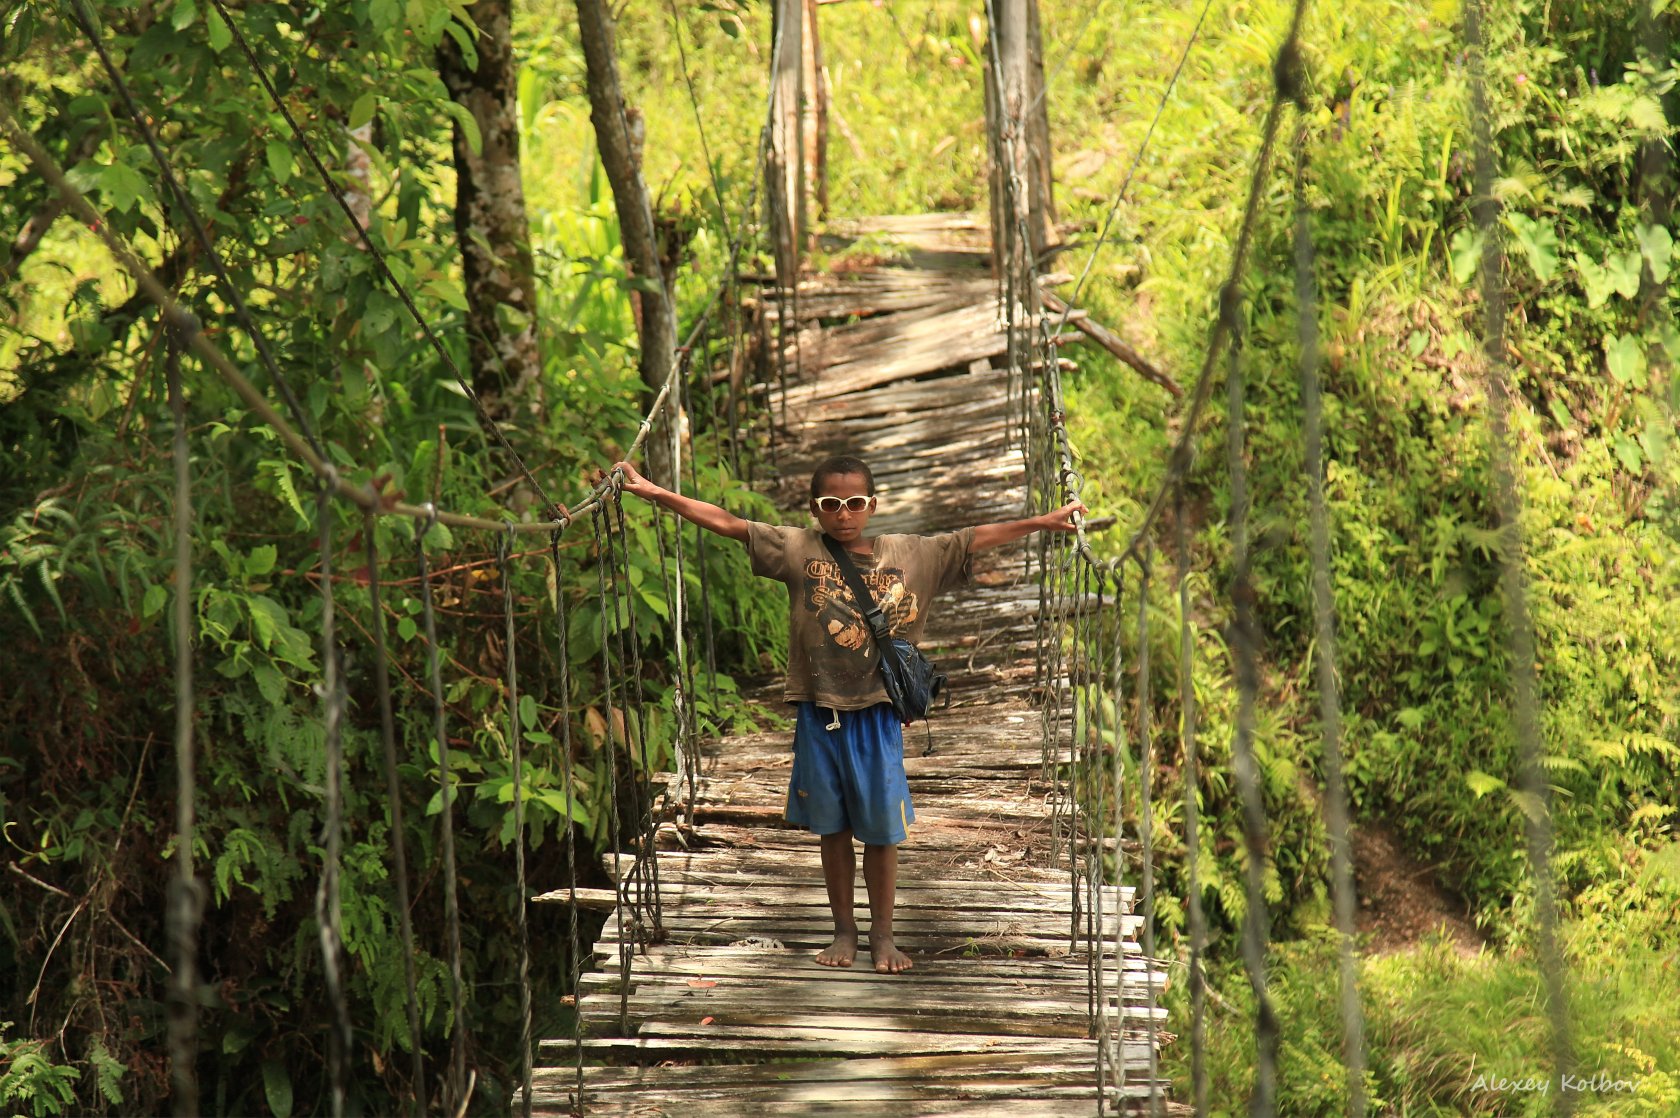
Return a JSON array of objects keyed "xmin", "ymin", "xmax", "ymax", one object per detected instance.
[{"xmin": 820, "ymin": 535, "xmax": 947, "ymax": 749}]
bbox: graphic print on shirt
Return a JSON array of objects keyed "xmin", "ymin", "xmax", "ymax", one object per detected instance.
[{"xmin": 802, "ymin": 556, "xmax": 919, "ymax": 656}]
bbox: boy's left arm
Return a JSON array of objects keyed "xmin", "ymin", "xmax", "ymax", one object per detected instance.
[{"xmin": 970, "ymin": 499, "xmax": 1087, "ymax": 552}]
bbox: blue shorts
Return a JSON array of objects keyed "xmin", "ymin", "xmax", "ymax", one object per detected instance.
[{"xmin": 785, "ymin": 702, "xmax": 914, "ymax": 847}]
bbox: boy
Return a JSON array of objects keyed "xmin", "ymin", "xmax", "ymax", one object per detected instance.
[{"xmin": 606, "ymin": 454, "xmax": 1084, "ymax": 974}]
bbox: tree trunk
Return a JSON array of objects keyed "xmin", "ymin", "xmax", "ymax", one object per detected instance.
[
  {"xmin": 438, "ymin": 0, "xmax": 541, "ymax": 402},
  {"xmin": 767, "ymin": 0, "xmax": 804, "ymax": 289},
  {"xmin": 575, "ymin": 0, "xmax": 679, "ymax": 484}
]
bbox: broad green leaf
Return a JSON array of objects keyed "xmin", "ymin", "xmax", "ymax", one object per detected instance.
[
  {"xmin": 253, "ymin": 663, "xmax": 287, "ymax": 706},
  {"xmin": 1604, "ymin": 333, "xmax": 1647, "ymax": 387},
  {"xmin": 1573, "ymin": 252, "xmax": 1615, "ymax": 309},
  {"xmin": 1614, "ymin": 434, "xmax": 1645, "ymax": 473},
  {"xmin": 519, "ymin": 693, "xmax": 539, "ymax": 731},
  {"xmin": 423, "ymin": 520, "xmax": 454, "ymax": 551},
  {"xmin": 1505, "ymin": 213, "xmax": 1558, "ymax": 282},
  {"xmin": 440, "ymin": 99, "xmax": 482, "ymax": 157},
  {"xmin": 205, "ymin": 6, "xmax": 230, "ymax": 50},
  {"xmin": 265, "ymin": 140, "xmax": 294, "ymax": 185},
  {"xmin": 349, "ymin": 92, "xmax": 378, "ymax": 131},
  {"xmin": 1449, "ymin": 228, "xmax": 1484, "ymax": 285},
  {"xmin": 261, "ymin": 1059, "xmax": 293, "ymax": 1118},
  {"xmin": 397, "ymin": 616, "xmax": 418, "ymax": 642},
  {"xmin": 1605, "ymin": 250, "xmax": 1642, "ymax": 299},
  {"xmin": 171, "ymin": 0, "xmax": 197, "ymax": 30},
  {"xmin": 1637, "ymin": 223, "xmax": 1673, "ymax": 285},
  {"xmin": 423, "ymin": 277, "xmax": 470, "ymax": 312},
  {"xmin": 143, "ymin": 584, "xmax": 167, "ymax": 618},
  {"xmin": 245, "ymin": 544, "xmax": 277, "ymax": 577},
  {"xmin": 98, "ymin": 162, "xmax": 151, "ymax": 214}
]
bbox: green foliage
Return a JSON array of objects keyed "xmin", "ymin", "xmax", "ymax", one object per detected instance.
[
  {"xmin": 1, "ymin": 0, "xmax": 787, "ymax": 1112},
  {"xmin": 1178, "ymin": 927, "xmax": 1680, "ymax": 1117},
  {"xmin": 0, "ymin": 1024, "xmax": 80, "ymax": 1118}
]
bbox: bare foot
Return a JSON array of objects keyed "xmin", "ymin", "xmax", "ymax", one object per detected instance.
[
  {"xmin": 816, "ymin": 927, "xmax": 858, "ymax": 968},
  {"xmin": 870, "ymin": 932, "xmax": 913, "ymax": 974}
]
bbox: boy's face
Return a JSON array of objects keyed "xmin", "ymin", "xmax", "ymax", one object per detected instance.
[{"xmin": 810, "ymin": 471, "xmax": 876, "ymax": 544}]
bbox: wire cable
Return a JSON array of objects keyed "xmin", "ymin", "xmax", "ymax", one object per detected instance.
[
  {"xmin": 1293, "ymin": 113, "xmax": 1368, "ymax": 1118},
  {"xmin": 1464, "ymin": 0, "xmax": 1574, "ymax": 1104},
  {"xmin": 416, "ymin": 512, "xmax": 470, "ymax": 1110},
  {"xmin": 164, "ymin": 330, "xmax": 202, "ymax": 1118},
  {"xmin": 362, "ymin": 511, "xmax": 427, "ymax": 1114}
]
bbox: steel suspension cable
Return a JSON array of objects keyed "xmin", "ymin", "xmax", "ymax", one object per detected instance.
[
  {"xmin": 415, "ymin": 513, "xmax": 470, "ymax": 1110},
  {"xmin": 1135, "ymin": 545, "xmax": 1163, "ymax": 1115},
  {"xmin": 1464, "ymin": 1, "xmax": 1574, "ymax": 1105},
  {"xmin": 164, "ymin": 332, "xmax": 202, "ymax": 1118},
  {"xmin": 1292, "ymin": 113, "xmax": 1368, "ymax": 1117},
  {"xmin": 547, "ymin": 529, "xmax": 587, "ymax": 1111},
  {"xmin": 1048, "ymin": 0, "xmax": 1219, "ymax": 344},
  {"xmin": 1225, "ymin": 321, "xmax": 1279, "ymax": 1116},
  {"xmin": 1117, "ymin": 0, "xmax": 1312, "ymax": 565},
  {"xmin": 1174, "ymin": 489, "xmax": 1206, "ymax": 1118},
  {"xmin": 361, "ymin": 510, "xmax": 427, "ymax": 1114},
  {"xmin": 591, "ymin": 506, "xmax": 632, "ymax": 1036},
  {"xmin": 498, "ymin": 530, "xmax": 535, "ymax": 1118},
  {"xmin": 312, "ymin": 482, "xmax": 353, "ymax": 1118},
  {"xmin": 1102, "ymin": 563, "xmax": 1129, "ymax": 1110},
  {"xmin": 610, "ymin": 492, "xmax": 664, "ymax": 939}
]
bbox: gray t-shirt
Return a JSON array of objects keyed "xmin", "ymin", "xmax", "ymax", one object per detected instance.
[{"xmin": 745, "ymin": 523, "xmax": 977, "ymax": 710}]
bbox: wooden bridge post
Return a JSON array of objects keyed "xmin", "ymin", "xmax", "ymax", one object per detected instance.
[
  {"xmin": 985, "ymin": 0, "xmax": 1056, "ymax": 279},
  {"xmin": 768, "ymin": 0, "xmax": 805, "ymax": 288},
  {"xmin": 802, "ymin": 0, "xmax": 830, "ymax": 223}
]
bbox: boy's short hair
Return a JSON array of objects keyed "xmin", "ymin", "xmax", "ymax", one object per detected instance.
[{"xmin": 809, "ymin": 455, "xmax": 875, "ymax": 498}]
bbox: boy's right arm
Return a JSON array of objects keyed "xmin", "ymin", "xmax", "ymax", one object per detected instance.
[{"xmin": 605, "ymin": 461, "xmax": 751, "ymax": 542}]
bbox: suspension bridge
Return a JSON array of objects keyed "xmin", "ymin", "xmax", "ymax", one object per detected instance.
[
  {"xmin": 3, "ymin": 0, "xmax": 1579, "ymax": 1113},
  {"xmin": 528, "ymin": 214, "xmax": 1173, "ymax": 1114}
]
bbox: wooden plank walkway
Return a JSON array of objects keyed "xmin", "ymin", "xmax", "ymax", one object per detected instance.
[{"xmin": 530, "ymin": 215, "xmax": 1176, "ymax": 1116}]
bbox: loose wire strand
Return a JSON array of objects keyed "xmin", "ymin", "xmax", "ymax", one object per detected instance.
[
  {"xmin": 164, "ymin": 331, "xmax": 202, "ymax": 1118},
  {"xmin": 499, "ymin": 530, "xmax": 535, "ymax": 1118},
  {"xmin": 547, "ymin": 528, "xmax": 587, "ymax": 1112},
  {"xmin": 362, "ymin": 510, "xmax": 427, "ymax": 1114},
  {"xmin": 416, "ymin": 511, "xmax": 470, "ymax": 1110},
  {"xmin": 1136, "ymin": 545, "xmax": 1163, "ymax": 1115},
  {"xmin": 1464, "ymin": 0, "xmax": 1575, "ymax": 1104},
  {"xmin": 312, "ymin": 481, "xmax": 353, "ymax": 1118},
  {"xmin": 1174, "ymin": 491, "xmax": 1206, "ymax": 1118},
  {"xmin": 1293, "ymin": 111, "xmax": 1368, "ymax": 1117},
  {"xmin": 1224, "ymin": 320, "xmax": 1279, "ymax": 1117}
]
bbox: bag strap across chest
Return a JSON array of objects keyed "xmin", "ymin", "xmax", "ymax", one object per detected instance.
[{"xmin": 820, "ymin": 534, "xmax": 891, "ymax": 643}]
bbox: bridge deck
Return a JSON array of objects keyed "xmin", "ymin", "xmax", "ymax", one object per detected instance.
[{"xmin": 530, "ymin": 216, "xmax": 1175, "ymax": 1115}]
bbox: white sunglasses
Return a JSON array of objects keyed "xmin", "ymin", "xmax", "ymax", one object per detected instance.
[{"xmin": 813, "ymin": 495, "xmax": 872, "ymax": 513}]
